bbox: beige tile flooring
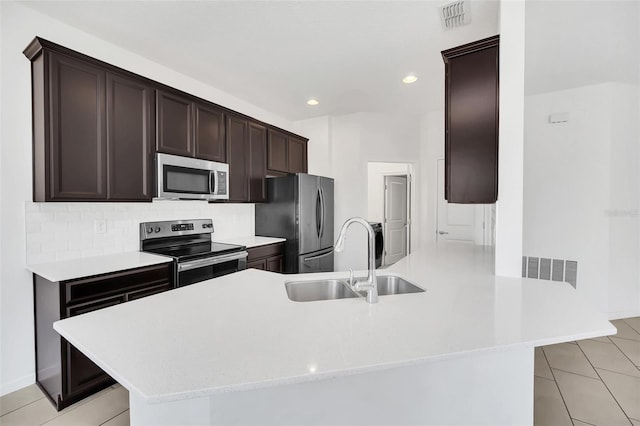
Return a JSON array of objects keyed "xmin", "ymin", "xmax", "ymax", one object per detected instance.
[
  {"xmin": 535, "ymin": 317, "xmax": 640, "ymax": 426},
  {"xmin": 2, "ymin": 316, "xmax": 639, "ymax": 426}
]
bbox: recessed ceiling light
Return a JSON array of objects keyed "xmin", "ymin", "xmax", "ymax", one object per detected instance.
[
  {"xmin": 402, "ymin": 74, "xmax": 418, "ymax": 84},
  {"xmin": 307, "ymin": 99, "xmax": 319, "ymax": 106}
]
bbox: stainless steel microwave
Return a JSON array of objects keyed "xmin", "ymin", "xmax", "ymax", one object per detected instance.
[{"xmin": 156, "ymin": 153, "xmax": 229, "ymax": 200}]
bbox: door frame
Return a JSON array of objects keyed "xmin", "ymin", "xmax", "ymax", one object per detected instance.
[{"xmin": 383, "ymin": 173, "xmax": 411, "ymax": 266}]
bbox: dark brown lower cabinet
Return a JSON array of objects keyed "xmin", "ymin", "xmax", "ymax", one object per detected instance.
[
  {"xmin": 34, "ymin": 263, "xmax": 173, "ymax": 410},
  {"xmin": 247, "ymin": 243, "xmax": 285, "ymax": 273}
]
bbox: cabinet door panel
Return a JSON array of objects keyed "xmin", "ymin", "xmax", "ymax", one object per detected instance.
[
  {"xmin": 266, "ymin": 255, "xmax": 284, "ymax": 273},
  {"xmin": 443, "ymin": 36, "xmax": 499, "ymax": 204},
  {"xmin": 157, "ymin": 90, "xmax": 192, "ymax": 156},
  {"xmin": 227, "ymin": 115, "xmax": 248, "ymax": 201},
  {"xmin": 248, "ymin": 123, "xmax": 267, "ymax": 202},
  {"xmin": 106, "ymin": 73, "xmax": 154, "ymax": 201},
  {"xmin": 49, "ymin": 52, "xmax": 107, "ymax": 200},
  {"xmin": 63, "ymin": 295, "xmax": 123, "ymax": 397},
  {"xmin": 288, "ymin": 137, "xmax": 307, "ymax": 174},
  {"xmin": 267, "ymin": 130, "xmax": 288, "ymax": 173},
  {"xmin": 195, "ymin": 103, "xmax": 226, "ymax": 162}
]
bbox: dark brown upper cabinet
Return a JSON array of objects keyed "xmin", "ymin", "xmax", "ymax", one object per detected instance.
[
  {"xmin": 156, "ymin": 90, "xmax": 226, "ymax": 162},
  {"xmin": 194, "ymin": 103, "xmax": 226, "ymax": 162},
  {"xmin": 24, "ymin": 37, "xmax": 309, "ymax": 204},
  {"xmin": 226, "ymin": 115, "xmax": 268, "ymax": 203},
  {"xmin": 288, "ymin": 136, "xmax": 308, "ymax": 174},
  {"xmin": 442, "ymin": 35, "xmax": 499, "ymax": 204},
  {"xmin": 156, "ymin": 90, "xmax": 192, "ymax": 156},
  {"xmin": 226, "ymin": 115, "xmax": 249, "ymax": 202},
  {"xmin": 248, "ymin": 122, "xmax": 267, "ymax": 202},
  {"xmin": 267, "ymin": 129, "xmax": 308, "ymax": 175},
  {"xmin": 24, "ymin": 38, "xmax": 155, "ymax": 202},
  {"xmin": 107, "ymin": 73, "xmax": 155, "ymax": 201}
]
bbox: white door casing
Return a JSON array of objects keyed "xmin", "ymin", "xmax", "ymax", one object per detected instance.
[
  {"xmin": 384, "ymin": 175, "xmax": 408, "ymax": 265},
  {"xmin": 436, "ymin": 159, "xmax": 476, "ymax": 243}
]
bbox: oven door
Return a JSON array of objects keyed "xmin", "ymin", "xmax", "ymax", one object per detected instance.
[{"xmin": 176, "ymin": 251, "xmax": 248, "ymax": 287}]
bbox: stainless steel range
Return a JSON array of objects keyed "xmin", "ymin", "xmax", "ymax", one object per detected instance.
[{"xmin": 140, "ymin": 219, "xmax": 248, "ymax": 287}]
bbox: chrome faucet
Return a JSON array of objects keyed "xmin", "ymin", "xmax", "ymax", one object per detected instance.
[{"xmin": 335, "ymin": 217, "xmax": 378, "ymax": 304}]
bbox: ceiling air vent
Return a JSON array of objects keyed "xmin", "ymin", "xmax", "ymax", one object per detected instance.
[{"xmin": 440, "ymin": 0, "xmax": 471, "ymax": 30}]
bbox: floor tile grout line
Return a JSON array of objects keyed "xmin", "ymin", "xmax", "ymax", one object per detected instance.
[
  {"xmin": 609, "ymin": 337, "xmax": 640, "ymax": 370},
  {"xmin": 621, "ymin": 318, "xmax": 640, "ymax": 335},
  {"xmin": 98, "ymin": 408, "xmax": 128, "ymax": 426},
  {"xmin": 549, "ymin": 366, "xmax": 600, "ymax": 381},
  {"xmin": 542, "ymin": 347, "xmax": 574, "ymax": 422},
  {"xmin": 575, "ymin": 339, "xmax": 635, "ymax": 424},
  {"xmin": 572, "ymin": 418, "xmax": 597, "ymax": 426},
  {"xmin": 593, "ymin": 366, "xmax": 640, "ymax": 379},
  {"xmin": 0, "ymin": 394, "xmax": 46, "ymax": 418},
  {"xmin": 535, "ymin": 374, "xmax": 555, "ymax": 382}
]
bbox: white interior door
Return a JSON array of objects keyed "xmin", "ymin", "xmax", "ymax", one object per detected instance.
[
  {"xmin": 437, "ymin": 159, "xmax": 476, "ymax": 243},
  {"xmin": 384, "ymin": 175, "xmax": 408, "ymax": 265}
]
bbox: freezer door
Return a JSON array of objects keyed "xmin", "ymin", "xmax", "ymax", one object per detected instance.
[
  {"xmin": 297, "ymin": 247, "xmax": 334, "ymax": 273},
  {"xmin": 319, "ymin": 177, "xmax": 334, "ymax": 250},
  {"xmin": 297, "ymin": 174, "xmax": 321, "ymax": 255}
]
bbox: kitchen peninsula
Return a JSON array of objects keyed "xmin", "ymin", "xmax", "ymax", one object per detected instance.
[{"xmin": 53, "ymin": 243, "xmax": 615, "ymax": 425}]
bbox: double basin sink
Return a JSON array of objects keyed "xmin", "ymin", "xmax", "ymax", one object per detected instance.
[{"xmin": 285, "ymin": 274, "xmax": 424, "ymax": 302}]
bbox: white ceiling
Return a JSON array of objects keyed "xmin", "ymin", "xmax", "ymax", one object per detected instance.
[
  {"xmin": 17, "ymin": 1, "xmax": 639, "ymax": 122},
  {"xmin": 19, "ymin": 0, "xmax": 500, "ymax": 121}
]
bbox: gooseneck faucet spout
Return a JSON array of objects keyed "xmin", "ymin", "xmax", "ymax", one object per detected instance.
[{"xmin": 335, "ymin": 217, "xmax": 378, "ymax": 304}]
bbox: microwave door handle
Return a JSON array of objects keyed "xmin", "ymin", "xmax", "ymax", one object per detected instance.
[{"xmin": 210, "ymin": 171, "xmax": 216, "ymax": 195}]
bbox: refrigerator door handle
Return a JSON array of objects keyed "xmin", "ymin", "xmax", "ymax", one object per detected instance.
[
  {"xmin": 319, "ymin": 186, "xmax": 326, "ymax": 240},
  {"xmin": 303, "ymin": 248, "xmax": 333, "ymax": 262},
  {"xmin": 316, "ymin": 188, "xmax": 322, "ymax": 238}
]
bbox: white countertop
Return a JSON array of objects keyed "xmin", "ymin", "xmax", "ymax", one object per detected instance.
[
  {"xmin": 26, "ymin": 252, "xmax": 172, "ymax": 282},
  {"xmin": 54, "ymin": 243, "xmax": 615, "ymax": 404},
  {"xmin": 218, "ymin": 236, "xmax": 286, "ymax": 248}
]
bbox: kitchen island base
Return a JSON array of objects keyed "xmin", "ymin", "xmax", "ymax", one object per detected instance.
[{"xmin": 130, "ymin": 346, "xmax": 533, "ymax": 426}]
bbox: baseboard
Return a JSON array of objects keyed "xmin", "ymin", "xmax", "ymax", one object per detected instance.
[
  {"xmin": 609, "ymin": 309, "xmax": 640, "ymax": 321},
  {"xmin": 1, "ymin": 373, "xmax": 35, "ymax": 397}
]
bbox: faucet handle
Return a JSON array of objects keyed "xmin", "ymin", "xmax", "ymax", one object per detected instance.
[{"xmin": 348, "ymin": 268, "xmax": 354, "ymax": 287}]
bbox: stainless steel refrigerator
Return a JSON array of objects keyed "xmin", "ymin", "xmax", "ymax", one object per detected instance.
[{"xmin": 255, "ymin": 173, "xmax": 334, "ymax": 273}]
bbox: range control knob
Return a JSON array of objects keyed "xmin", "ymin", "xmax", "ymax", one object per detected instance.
[
  {"xmin": 146, "ymin": 227, "xmax": 154, "ymax": 234},
  {"xmin": 154, "ymin": 227, "xmax": 161, "ymax": 233}
]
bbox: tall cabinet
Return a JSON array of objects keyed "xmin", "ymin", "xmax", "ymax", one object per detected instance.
[{"xmin": 442, "ymin": 35, "xmax": 500, "ymax": 204}]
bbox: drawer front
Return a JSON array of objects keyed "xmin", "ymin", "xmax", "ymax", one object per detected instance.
[
  {"xmin": 66, "ymin": 294, "xmax": 126, "ymax": 317},
  {"xmin": 126, "ymin": 281, "xmax": 172, "ymax": 301},
  {"xmin": 64, "ymin": 263, "xmax": 172, "ymax": 307},
  {"xmin": 247, "ymin": 259, "xmax": 267, "ymax": 270},
  {"xmin": 247, "ymin": 243, "xmax": 284, "ymax": 262}
]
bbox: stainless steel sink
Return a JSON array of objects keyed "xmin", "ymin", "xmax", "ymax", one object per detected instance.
[
  {"xmin": 285, "ymin": 274, "xmax": 424, "ymax": 302},
  {"xmin": 284, "ymin": 279, "xmax": 358, "ymax": 302}
]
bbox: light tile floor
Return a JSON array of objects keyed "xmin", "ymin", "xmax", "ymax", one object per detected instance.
[
  {"xmin": 2, "ymin": 317, "xmax": 639, "ymax": 425},
  {"xmin": 535, "ymin": 317, "xmax": 640, "ymax": 426}
]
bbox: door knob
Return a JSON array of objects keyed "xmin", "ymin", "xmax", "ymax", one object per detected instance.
[{"xmin": 438, "ymin": 231, "xmax": 449, "ymax": 235}]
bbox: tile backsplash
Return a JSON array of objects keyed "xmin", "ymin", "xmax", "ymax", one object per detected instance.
[{"xmin": 25, "ymin": 201, "xmax": 255, "ymax": 264}]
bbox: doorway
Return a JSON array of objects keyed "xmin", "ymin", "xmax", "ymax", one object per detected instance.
[
  {"xmin": 384, "ymin": 175, "xmax": 409, "ymax": 265},
  {"xmin": 367, "ymin": 162, "xmax": 413, "ymax": 267}
]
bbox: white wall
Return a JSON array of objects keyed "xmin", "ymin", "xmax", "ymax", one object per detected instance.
[
  {"xmin": 523, "ymin": 82, "xmax": 640, "ymax": 317},
  {"xmin": 0, "ymin": 1, "xmax": 295, "ymax": 395},
  {"xmin": 294, "ymin": 116, "xmax": 332, "ymax": 178},
  {"xmin": 494, "ymin": 0, "xmax": 525, "ymax": 277}
]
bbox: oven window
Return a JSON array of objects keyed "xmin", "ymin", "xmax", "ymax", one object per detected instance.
[
  {"xmin": 164, "ymin": 165, "xmax": 210, "ymax": 194},
  {"xmin": 178, "ymin": 260, "xmax": 240, "ymax": 287}
]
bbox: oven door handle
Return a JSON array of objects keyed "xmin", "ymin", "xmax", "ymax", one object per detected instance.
[{"xmin": 178, "ymin": 251, "xmax": 248, "ymax": 272}]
